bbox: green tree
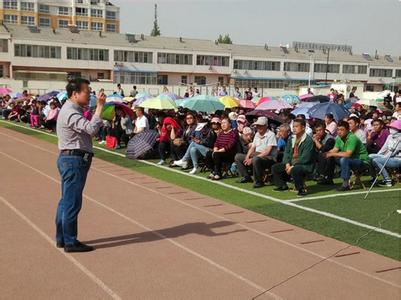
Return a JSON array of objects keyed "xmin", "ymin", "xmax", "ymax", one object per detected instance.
[
  {"xmin": 150, "ymin": 4, "xmax": 161, "ymax": 37},
  {"xmin": 217, "ymin": 34, "xmax": 233, "ymax": 44}
]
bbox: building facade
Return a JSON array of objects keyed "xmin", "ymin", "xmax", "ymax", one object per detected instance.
[
  {"xmin": 0, "ymin": 24, "xmax": 400, "ymax": 93},
  {"xmin": 0, "ymin": 0, "xmax": 120, "ymax": 33}
]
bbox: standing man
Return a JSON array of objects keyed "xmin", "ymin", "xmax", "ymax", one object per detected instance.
[
  {"xmin": 56, "ymin": 78, "xmax": 106, "ymax": 252},
  {"xmin": 130, "ymin": 85, "xmax": 138, "ymax": 97}
]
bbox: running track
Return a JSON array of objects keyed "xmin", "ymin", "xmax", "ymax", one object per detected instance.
[{"xmin": 0, "ymin": 127, "xmax": 400, "ymax": 299}]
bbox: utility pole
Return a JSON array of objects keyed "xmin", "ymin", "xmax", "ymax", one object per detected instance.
[{"xmin": 325, "ymin": 47, "xmax": 330, "ymax": 84}]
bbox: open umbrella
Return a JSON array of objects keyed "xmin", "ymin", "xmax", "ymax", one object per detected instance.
[
  {"xmin": 256, "ymin": 96, "xmax": 273, "ymax": 106},
  {"xmin": 101, "ymin": 102, "xmax": 135, "ymax": 121},
  {"xmin": 126, "ymin": 130, "xmax": 159, "ymax": 159},
  {"xmin": 306, "ymin": 95, "xmax": 330, "ymax": 103},
  {"xmin": 291, "ymin": 107, "xmax": 312, "ymax": 119},
  {"xmin": 308, "ymin": 102, "xmax": 349, "ymax": 121},
  {"xmin": 133, "ymin": 93, "xmax": 151, "ymax": 106},
  {"xmin": 10, "ymin": 92, "xmax": 23, "ymax": 99},
  {"xmin": 299, "ymin": 93, "xmax": 313, "ymax": 101},
  {"xmin": 106, "ymin": 94, "xmax": 124, "ymax": 103},
  {"xmin": 238, "ymin": 99, "xmax": 256, "ymax": 109},
  {"xmin": 181, "ymin": 95, "xmax": 224, "ymax": 113},
  {"xmin": 251, "ymin": 96, "xmax": 261, "ymax": 104},
  {"xmin": 280, "ymin": 95, "xmax": 300, "ymax": 105},
  {"xmin": 57, "ymin": 91, "xmax": 68, "ymax": 102},
  {"xmin": 123, "ymin": 96, "xmax": 135, "ymax": 102},
  {"xmin": 256, "ymin": 99, "xmax": 292, "ymax": 111},
  {"xmin": 38, "ymin": 91, "xmax": 59, "ymax": 102},
  {"xmin": 246, "ymin": 110, "xmax": 285, "ymax": 123},
  {"xmin": 0, "ymin": 87, "xmax": 12, "ymax": 95},
  {"xmin": 159, "ymin": 92, "xmax": 181, "ymax": 100},
  {"xmin": 140, "ymin": 96, "xmax": 177, "ymax": 110},
  {"xmin": 220, "ymin": 96, "xmax": 239, "ymax": 108}
]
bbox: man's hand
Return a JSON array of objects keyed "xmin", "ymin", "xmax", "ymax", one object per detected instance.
[
  {"xmin": 244, "ymin": 157, "xmax": 252, "ymax": 166},
  {"xmin": 285, "ymin": 163, "xmax": 293, "ymax": 175},
  {"xmin": 97, "ymin": 92, "xmax": 106, "ymax": 107}
]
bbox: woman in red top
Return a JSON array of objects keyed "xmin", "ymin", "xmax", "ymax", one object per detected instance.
[
  {"xmin": 158, "ymin": 116, "xmax": 182, "ymax": 165},
  {"xmin": 207, "ymin": 118, "xmax": 239, "ymax": 180}
]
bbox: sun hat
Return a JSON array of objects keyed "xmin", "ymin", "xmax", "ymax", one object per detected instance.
[
  {"xmin": 228, "ymin": 112, "xmax": 238, "ymax": 121},
  {"xmin": 389, "ymin": 120, "xmax": 401, "ymax": 131},
  {"xmin": 237, "ymin": 114, "xmax": 247, "ymax": 124},
  {"xmin": 242, "ymin": 127, "xmax": 253, "ymax": 135},
  {"xmin": 252, "ymin": 116, "xmax": 268, "ymax": 126}
]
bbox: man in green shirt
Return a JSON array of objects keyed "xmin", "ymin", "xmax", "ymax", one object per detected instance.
[{"xmin": 325, "ymin": 121, "xmax": 369, "ymax": 191}]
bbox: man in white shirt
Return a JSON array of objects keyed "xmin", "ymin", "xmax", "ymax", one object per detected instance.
[
  {"xmin": 235, "ymin": 117, "xmax": 277, "ymax": 188},
  {"xmin": 134, "ymin": 107, "xmax": 149, "ymax": 134}
]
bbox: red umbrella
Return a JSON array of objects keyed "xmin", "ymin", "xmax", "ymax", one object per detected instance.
[
  {"xmin": 351, "ymin": 103, "xmax": 363, "ymax": 110},
  {"xmin": 256, "ymin": 97, "xmax": 274, "ymax": 106},
  {"xmin": 299, "ymin": 94, "xmax": 313, "ymax": 101},
  {"xmin": 238, "ymin": 99, "xmax": 256, "ymax": 109}
]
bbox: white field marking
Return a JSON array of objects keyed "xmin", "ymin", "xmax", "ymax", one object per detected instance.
[
  {"xmin": 0, "ymin": 150, "xmax": 280, "ymax": 299},
  {"xmin": 1, "ymin": 136, "xmax": 401, "ymax": 290},
  {"xmin": 0, "ymin": 124, "xmax": 400, "ymax": 240},
  {"xmin": 2, "ymin": 128, "xmax": 400, "ymax": 241},
  {"xmin": 287, "ymin": 188, "xmax": 401, "ymax": 202},
  {"xmin": 0, "ymin": 195, "xmax": 121, "ymax": 300}
]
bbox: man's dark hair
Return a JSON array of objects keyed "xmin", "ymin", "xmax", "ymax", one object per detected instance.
[
  {"xmin": 293, "ymin": 118, "xmax": 306, "ymax": 127},
  {"xmin": 296, "ymin": 114, "xmax": 306, "ymax": 120},
  {"xmin": 315, "ymin": 121, "xmax": 326, "ymax": 130},
  {"xmin": 325, "ymin": 113, "xmax": 334, "ymax": 120},
  {"xmin": 133, "ymin": 85, "xmax": 137, "ymax": 89},
  {"xmin": 66, "ymin": 78, "xmax": 90, "ymax": 98},
  {"xmin": 372, "ymin": 119, "xmax": 384, "ymax": 125},
  {"xmin": 338, "ymin": 121, "xmax": 350, "ymax": 130},
  {"xmin": 348, "ymin": 116, "xmax": 360, "ymax": 124}
]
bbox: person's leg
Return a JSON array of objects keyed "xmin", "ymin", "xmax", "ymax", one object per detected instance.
[
  {"xmin": 253, "ymin": 156, "xmax": 273, "ymax": 185},
  {"xmin": 373, "ymin": 157, "xmax": 400, "ymax": 182},
  {"xmin": 158, "ymin": 141, "xmax": 169, "ymax": 161},
  {"xmin": 213, "ymin": 152, "xmax": 223, "ymax": 177},
  {"xmin": 181, "ymin": 142, "xmax": 194, "ymax": 162},
  {"xmin": 291, "ymin": 165, "xmax": 306, "ymax": 191},
  {"xmin": 235, "ymin": 153, "xmax": 249, "ymax": 179},
  {"xmin": 30, "ymin": 114, "xmax": 35, "ymax": 127},
  {"xmin": 337, "ymin": 157, "xmax": 351, "ymax": 184},
  {"xmin": 56, "ymin": 155, "xmax": 91, "ymax": 246},
  {"xmin": 189, "ymin": 146, "xmax": 200, "ymax": 168},
  {"xmin": 272, "ymin": 162, "xmax": 290, "ymax": 188}
]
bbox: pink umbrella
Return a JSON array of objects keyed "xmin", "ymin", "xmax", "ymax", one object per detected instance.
[
  {"xmin": 256, "ymin": 96, "xmax": 273, "ymax": 106},
  {"xmin": 256, "ymin": 99, "xmax": 293, "ymax": 111},
  {"xmin": 0, "ymin": 87, "xmax": 12, "ymax": 95},
  {"xmin": 299, "ymin": 94, "xmax": 313, "ymax": 101},
  {"xmin": 238, "ymin": 99, "xmax": 256, "ymax": 109}
]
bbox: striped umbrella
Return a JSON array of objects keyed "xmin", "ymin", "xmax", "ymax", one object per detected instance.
[
  {"xmin": 256, "ymin": 97, "xmax": 274, "ymax": 106},
  {"xmin": 106, "ymin": 94, "xmax": 124, "ymax": 103}
]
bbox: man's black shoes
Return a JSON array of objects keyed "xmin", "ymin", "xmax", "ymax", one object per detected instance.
[
  {"xmin": 273, "ymin": 186, "xmax": 289, "ymax": 192},
  {"xmin": 237, "ymin": 177, "xmax": 252, "ymax": 184},
  {"xmin": 297, "ymin": 189, "xmax": 307, "ymax": 197},
  {"xmin": 336, "ymin": 185, "xmax": 351, "ymax": 192},
  {"xmin": 253, "ymin": 182, "xmax": 265, "ymax": 189},
  {"xmin": 64, "ymin": 241, "xmax": 94, "ymax": 253}
]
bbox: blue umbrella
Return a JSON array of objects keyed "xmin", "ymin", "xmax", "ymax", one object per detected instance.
[
  {"xmin": 308, "ymin": 102, "xmax": 350, "ymax": 121},
  {"xmin": 38, "ymin": 90, "xmax": 59, "ymax": 102},
  {"xmin": 10, "ymin": 92, "xmax": 23, "ymax": 99},
  {"xmin": 57, "ymin": 91, "xmax": 68, "ymax": 102},
  {"xmin": 106, "ymin": 93, "xmax": 124, "ymax": 103},
  {"xmin": 180, "ymin": 95, "xmax": 224, "ymax": 113},
  {"xmin": 291, "ymin": 107, "xmax": 312, "ymax": 119},
  {"xmin": 159, "ymin": 92, "xmax": 181, "ymax": 100}
]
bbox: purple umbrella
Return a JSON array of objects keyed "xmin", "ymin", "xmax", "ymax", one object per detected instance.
[
  {"xmin": 38, "ymin": 91, "xmax": 59, "ymax": 102},
  {"xmin": 255, "ymin": 99, "xmax": 292, "ymax": 111}
]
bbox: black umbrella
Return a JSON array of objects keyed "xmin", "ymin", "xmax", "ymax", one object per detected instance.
[
  {"xmin": 305, "ymin": 95, "xmax": 330, "ymax": 103},
  {"xmin": 126, "ymin": 130, "xmax": 159, "ymax": 159}
]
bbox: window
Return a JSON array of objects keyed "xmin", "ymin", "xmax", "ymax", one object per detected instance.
[
  {"xmin": 0, "ymin": 67, "xmax": 3, "ymax": 78},
  {"xmin": 314, "ymin": 63, "xmax": 340, "ymax": 73},
  {"xmin": 0, "ymin": 39, "xmax": 8, "ymax": 53},
  {"xmin": 113, "ymin": 72, "xmax": 157, "ymax": 85},
  {"xmin": 76, "ymin": 21, "xmax": 88, "ymax": 30},
  {"xmin": 106, "ymin": 24, "xmax": 116, "ymax": 32},
  {"xmin": 369, "ymin": 68, "xmax": 393, "ymax": 78},
  {"xmin": 114, "ymin": 50, "xmax": 153, "ymax": 63},
  {"xmin": 233, "ymin": 59, "xmax": 280, "ymax": 71},
  {"xmin": 157, "ymin": 53, "xmax": 193, "ymax": 65},
  {"xmin": 396, "ymin": 70, "xmax": 401, "ymax": 78},
  {"xmin": 357, "ymin": 65, "xmax": 367, "ymax": 74},
  {"xmin": 343, "ymin": 65, "xmax": 356, "ymax": 74},
  {"xmin": 91, "ymin": 9, "xmax": 103, "ymax": 18},
  {"xmin": 4, "ymin": 15, "xmax": 18, "ymax": 24},
  {"xmin": 194, "ymin": 76, "xmax": 206, "ymax": 85},
  {"xmin": 58, "ymin": 7, "xmax": 70, "ymax": 16},
  {"xmin": 283, "ymin": 62, "xmax": 310, "ymax": 72},
  {"xmin": 67, "ymin": 47, "xmax": 109, "ymax": 61},
  {"xmin": 3, "ymin": 1, "xmax": 18, "ymax": 10},
  {"xmin": 91, "ymin": 22, "xmax": 103, "ymax": 31},
  {"xmin": 21, "ymin": 16, "xmax": 35, "ymax": 25},
  {"xmin": 234, "ymin": 79, "xmax": 308, "ymax": 89},
  {"xmin": 21, "ymin": 2, "xmax": 34, "ymax": 11},
  {"xmin": 39, "ymin": 18, "xmax": 50, "ymax": 27},
  {"xmin": 181, "ymin": 75, "xmax": 188, "ymax": 84},
  {"xmin": 76, "ymin": 7, "xmax": 88, "ymax": 16},
  {"xmin": 196, "ymin": 55, "xmax": 229, "ymax": 67},
  {"xmin": 58, "ymin": 19, "xmax": 69, "ymax": 28},
  {"xmin": 14, "ymin": 44, "xmax": 61, "ymax": 59},
  {"xmin": 91, "ymin": 0, "xmax": 100, "ymax": 4},
  {"xmin": 157, "ymin": 75, "xmax": 168, "ymax": 85},
  {"xmin": 39, "ymin": 4, "xmax": 50, "ymax": 13},
  {"xmin": 106, "ymin": 11, "xmax": 117, "ymax": 19}
]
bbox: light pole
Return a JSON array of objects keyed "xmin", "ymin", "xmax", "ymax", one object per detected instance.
[{"xmin": 325, "ymin": 47, "xmax": 330, "ymax": 84}]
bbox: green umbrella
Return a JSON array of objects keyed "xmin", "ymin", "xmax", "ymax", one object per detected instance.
[
  {"xmin": 181, "ymin": 95, "xmax": 224, "ymax": 113},
  {"xmin": 101, "ymin": 105, "xmax": 115, "ymax": 121},
  {"xmin": 139, "ymin": 96, "xmax": 177, "ymax": 110}
]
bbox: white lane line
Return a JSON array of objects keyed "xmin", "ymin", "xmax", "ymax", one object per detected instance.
[
  {"xmin": 1, "ymin": 134, "xmax": 400, "ymax": 290},
  {"xmin": 287, "ymin": 188, "xmax": 401, "ymax": 202},
  {"xmin": 2, "ymin": 127, "xmax": 400, "ymax": 240},
  {"xmin": 0, "ymin": 150, "xmax": 280, "ymax": 299},
  {"xmin": 0, "ymin": 195, "xmax": 121, "ymax": 300}
]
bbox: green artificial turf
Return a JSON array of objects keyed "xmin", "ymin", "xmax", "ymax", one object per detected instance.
[{"xmin": 1, "ymin": 120, "xmax": 400, "ymax": 261}]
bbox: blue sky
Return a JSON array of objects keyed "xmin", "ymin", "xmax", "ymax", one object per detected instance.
[{"xmin": 114, "ymin": 0, "xmax": 401, "ymax": 55}]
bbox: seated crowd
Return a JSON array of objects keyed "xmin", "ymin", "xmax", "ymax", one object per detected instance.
[{"xmin": 1, "ymin": 88, "xmax": 401, "ymax": 198}]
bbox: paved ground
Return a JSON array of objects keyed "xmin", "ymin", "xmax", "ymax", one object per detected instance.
[{"xmin": 0, "ymin": 127, "xmax": 400, "ymax": 300}]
